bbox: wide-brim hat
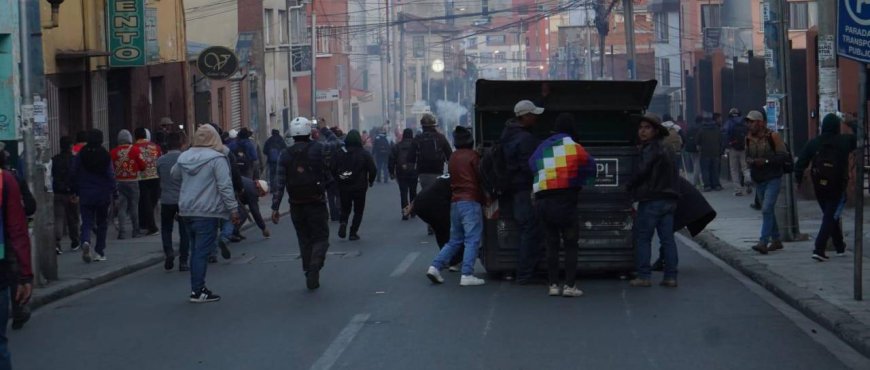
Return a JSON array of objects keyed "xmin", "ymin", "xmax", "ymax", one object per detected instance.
[{"xmin": 640, "ymin": 112, "xmax": 668, "ymax": 137}]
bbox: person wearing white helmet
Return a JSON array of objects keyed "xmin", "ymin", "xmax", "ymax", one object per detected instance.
[{"xmin": 271, "ymin": 117, "xmax": 331, "ymax": 290}]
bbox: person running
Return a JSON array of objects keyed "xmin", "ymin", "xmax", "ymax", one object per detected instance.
[
  {"xmin": 173, "ymin": 124, "xmax": 240, "ymax": 303},
  {"xmin": 263, "ymin": 129, "xmax": 287, "ymax": 186},
  {"xmin": 425, "ymin": 126, "xmax": 486, "ymax": 287},
  {"xmin": 51, "ymin": 136, "xmax": 80, "ymax": 254},
  {"xmin": 529, "ymin": 113, "xmax": 596, "ymax": 297},
  {"xmin": 334, "ymin": 130, "xmax": 377, "ymax": 241},
  {"xmin": 157, "ymin": 132, "xmax": 190, "ymax": 271},
  {"xmin": 627, "ymin": 114, "xmax": 681, "ymax": 288},
  {"xmin": 229, "ymin": 127, "xmax": 260, "ymax": 179},
  {"xmin": 271, "ymin": 117, "xmax": 331, "ymax": 290},
  {"xmin": 745, "ymin": 110, "xmax": 789, "ymax": 255},
  {"xmin": 389, "ymin": 128, "xmax": 419, "ymax": 220},
  {"xmin": 111, "ymin": 129, "xmax": 145, "ymax": 240},
  {"xmin": 134, "ymin": 127, "xmax": 162, "ymax": 236},
  {"xmin": 72, "ymin": 129, "xmax": 117, "ymax": 263}
]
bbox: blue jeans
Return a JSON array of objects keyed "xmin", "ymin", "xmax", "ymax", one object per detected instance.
[
  {"xmin": 186, "ymin": 217, "xmax": 221, "ymax": 293},
  {"xmin": 432, "ymin": 201, "xmax": 483, "ymax": 275},
  {"xmin": 512, "ymin": 190, "xmax": 543, "ymax": 281},
  {"xmin": 80, "ymin": 203, "xmax": 109, "ymax": 255},
  {"xmin": 635, "ymin": 199, "xmax": 678, "ymax": 280},
  {"xmin": 220, "ymin": 218, "xmax": 235, "ymax": 242},
  {"xmin": 700, "ymin": 157, "xmax": 722, "ymax": 189},
  {"xmin": 0, "ymin": 287, "xmax": 10, "ymax": 370},
  {"xmin": 756, "ymin": 177, "xmax": 782, "ymax": 243}
]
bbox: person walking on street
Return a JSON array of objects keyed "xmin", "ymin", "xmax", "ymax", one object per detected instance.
[
  {"xmin": 51, "ymin": 136, "xmax": 80, "ymax": 254},
  {"xmin": 529, "ymin": 113, "xmax": 596, "ymax": 296},
  {"xmin": 425, "ymin": 126, "xmax": 486, "ymax": 286},
  {"xmin": 334, "ymin": 130, "xmax": 377, "ymax": 241},
  {"xmin": 134, "ymin": 127, "xmax": 162, "ymax": 236},
  {"xmin": 794, "ymin": 113, "xmax": 857, "ymax": 261},
  {"xmin": 263, "ymin": 129, "xmax": 287, "ymax": 187},
  {"xmin": 626, "ymin": 113, "xmax": 681, "ymax": 288},
  {"xmin": 72, "ymin": 129, "xmax": 117, "ymax": 263},
  {"xmin": 373, "ymin": 130, "xmax": 392, "ymax": 183},
  {"xmin": 271, "ymin": 117, "xmax": 331, "ymax": 290},
  {"xmin": 172, "ymin": 124, "xmax": 240, "ymax": 303},
  {"xmin": 745, "ymin": 110, "xmax": 789, "ymax": 255},
  {"xmin": 410, "ymin": 114, "xmax": 452, "ymax": 235},
  {"xmin": 317, "ymin": 127, "xmax": 343, "ymax": 222},
  {"xmin": 684, "ymin": 115, "xmax": 703, "ymax": 188},
  {"xmin": 0, "ymin": 162, "xmax": 34, "ymax": 368},
  {"xmin": 723, "ymin": 108, "xmax": 751, "ymax": 196},
  {"xmin": 157, "ymin": 132, "xmax": 190, "ymax": 271},
  {"xmin": 389, "ymin": 128, "xmax": 419, "ymax": 220},
  {"xmin": 111, "ymin": 129, "xmax": 146, "ymax": 240},
  {"xmin": 500, "ymin": 100, "xmax": 545, "ymax": 284},
  {"xmin": 229, "ymin": 127, "xmax": 260, "ymax": 179},
  {"xmin": 696, "ymin": 112, "xmax": 724, "ymax": 191}
]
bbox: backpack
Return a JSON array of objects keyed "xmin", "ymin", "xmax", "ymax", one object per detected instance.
[
  {"xmin": 811, "ymin": 142, "xmax": 846, "ymax": 192},
  {"xmin": 335, "ymin": 149, "xmax": 364, "ymax": 186},
  {"xmin": 284, "ymin": 143, "xmax": 323, "ymax": 202},
  {"xmin": 766, "ymin": 134, "xmax": 794, "ymax": 174},
  {"xmin": 417, "ymin": 132, "xmax": 444, "ymax": 166},
  {"xmin": 396, "ymin": 141, "xmax": 415, "ymax": 173},
  {"xmin": 374, "ymin": 137, "xmax": 391, "ymax": 157},
  {"xmin": 233, "ymin": 141, "xmax": 254, "ymax": 175},
  {"xmin": 51, "ymin": 152, "xmax": 74, "ymax": 194},
  {"xmin": 729, "ymin": 122, "xmax": 749, "ymax": 150},
  {"xmin": 479, "ymin": 144, "xmax": 510, "ymax": 197},
  {"xmin": 662, "ymin": 127, "xmax": 683, "ymax": 155}
]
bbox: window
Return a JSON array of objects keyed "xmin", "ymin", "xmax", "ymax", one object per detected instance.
[
  {"xmin": 466, "ymin": 36, "xmax": 478, "ymax": 50},
  {"xmin": 486, "ymin": 35, "xmax": 505, "ymax": 46},
  {"xmin": 654, "ymin": 12, "xmax": 669, "ymax": 42},
  {"xmin": 700, "ymin": 4, "xmax": 721, "ymax": 29},
  {"xmin": 317, "ymin": 27, "xmax": 331, "ymax": 55},
  {"xmin": 494, "ymin": 52, "xmax": 506, "ymax": 63},
  {"xmin": 279, "ymin": 10, "xmax": 288, "ymax": 44},
  {"xmin": 264, "ymin": 9, "xmax": 274, "ymax": 45},
  {"xmin": 789, "ymin": 2, "xmax": 809, "ymax": 30},
  {"xmin": 412, "ymin": 36, "xmax": 425, "ymax": 58},
  {"xmin": 479, "ymin": 52, "xmax": 493, "ymax": 64},
  {"xmin": 658, "ymin": 58, "xmax": 671, "ymax": 87}
]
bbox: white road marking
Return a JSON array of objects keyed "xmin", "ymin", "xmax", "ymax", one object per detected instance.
[
  {"xmin": 309, "ymin": 313, "xmax": 371, "ymax": 370},
  {"xmin": 677, "ymin": 233, "xmax": 870, "ymax": 369},
  {"xmin": 389, "ymin": 252, "xmax": 420, "ymax": 277}
]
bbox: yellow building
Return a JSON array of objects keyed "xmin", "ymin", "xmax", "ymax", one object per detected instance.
[{"xmin": 40, "ymin": 0, "xmax": 189, "ymax": 148}]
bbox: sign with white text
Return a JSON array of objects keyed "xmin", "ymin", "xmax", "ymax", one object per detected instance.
[{"xmin": 108, "ymin": 0, "xmax": 146, "ymax": 67}]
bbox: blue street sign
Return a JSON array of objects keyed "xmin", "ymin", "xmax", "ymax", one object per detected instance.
[{"xmin": 837, "ymin": 0, "xmax": 870, "ymax": 63}]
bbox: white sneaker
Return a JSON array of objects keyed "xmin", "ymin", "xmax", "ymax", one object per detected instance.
[
  {"xmin": 93, "ymin": 254, "xmax": 107, "ymax": 262},
  {"xmin": 548, "ymin": 284, "xmax": 561, "ymax": 296},
  {"xmin": 459, "ymin": 275, "xmax": 485, "ymax": 286},
  {"xmin": 562, "ymin": 285, "xmax": 584, "ymax": 297},
  {"xmin": 426, "ymin": 266, "xmax": 444, "ymax": 284}
]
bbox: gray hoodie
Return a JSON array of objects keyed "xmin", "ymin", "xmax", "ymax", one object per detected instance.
[
  {"xmin": 171, "ymin": 147, "xmax": 238, "ymax": 219},
  {"xmin": 157, "ymin": 150, "xmax": 182, "ymax": 205}
]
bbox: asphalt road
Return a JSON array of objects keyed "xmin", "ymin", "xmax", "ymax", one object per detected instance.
[{"xmin": 9, "ymin": 184, "xmax": 867, "ymax": 370}]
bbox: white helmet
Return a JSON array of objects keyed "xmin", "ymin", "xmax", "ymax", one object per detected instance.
[
  {"xmin": 289, "ymin": 117, "xmax": 312, "ymax": 137},
  {"xmin": 228, "ymin": 129, "xmax": 239, "ymax": 139}
]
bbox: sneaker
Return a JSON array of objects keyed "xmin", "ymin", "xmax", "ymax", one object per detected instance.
[
  {"xmin": 448, "ymin": 264, "xmax": 461, "ymax": 272},
  {"xmin": 548, "ymin": 284, "xmax": 561, "ymax": 296},
  {"xmin": 562, "ymin": 285, "xmax": 584, "ymax": 297},
  {"xmin": 306, "ymin": 270, "xmax": 321, "ymax": 290},
  {"xmin": 338, "ymin": 223, "xmax": 347, "ymax": 239},
  {"xmin": 349, "ymin": 234, "xmax": 360, "ymax": 241},
  {"xmin": 836, "ymin": 249, "xmax": 847, "ymax": 257},
  {"xmin": 629, "ymin": 278, "xmax": 652, "ymax": 287},
  {"xmin": 459, "ymin": 275, "xmax": 485, "ymax": 286},
  {"xmin": 426, "ymin": 266, "xmax": 444, "ymax": 284},
  {"xmin": 189, "ymin": 288, "xmax": 221, "ymax": 303},
  {"xmin": 93, "ymin": 253, "xmax": 107, "ymax": 262},
  {"xmin": 751, "ymin": 242, "xmax": 769, "ymax": 255},
  {"xmin": 55, "ymin": 246, "xmax": 63, "ymax": 255},
  {"xmin": 81, "ymin": 241, "xmax": 92, "ymax": 263},
  {"xmin": 164, "ymin": 254, "xmax": 175, "ymax": 271},
  {"xmin": 812, "ymin": 252, "xmax": 829, "ymax": 262},
  {"xmin": 262, "ymin": 228, "xmax": 271, "ymax": 239},
  {"xmin": 660, "ymin": 279, "xmax": 678, "ymax": 288},
  {"xmin": 147, "ymin": 229, "xmax": 160, "ymax": 237},
  {"xmin": 218, "ymin": 239, "xmax": 232, "ymax": 260},
  {"xmin": 70, "ymin": 241, "xmax": 80, "ymax": 252},
  {"xmin": 768, "ymin": 240, "xmax": 784, "ymax": 251}
]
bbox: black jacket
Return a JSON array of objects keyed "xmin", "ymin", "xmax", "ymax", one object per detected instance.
[
  {"xmin": 794, "ymin": 119, "xmax": 857, "ymax": 186},
  {"xmin": 500, "ymin": 119, "xmax": 540, "ymax": 193},
  {"xmin": 389, "ymin": 139, "xmax": 417, "ymax": 180},
  {"xmin": 263, "ymin": 134, "xmax": 287, "ymax": 164},
  {"xmin": 409, "ymin": 129, "xmax": 452, "ymax": 175},
  {"xmin": 674, "ymin": 178, "xmax": 716, "ymax": 236},
  {"xmin": 334, "ymin": 146, "xmax": 377, "ymax": 192},
  {"xmin": 626, "ymin": 139, "xmax": 680, "ymax": 202}
]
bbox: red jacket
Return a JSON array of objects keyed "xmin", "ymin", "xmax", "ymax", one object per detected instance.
[
  {"xmin": 111, "ymin": 144, "xmax": 146, "ymax": 181},
  {"xmin": 134, "ymin": 140, "xmax": 162, "ymax": 180},
  {"xmin": 1, "ymin": 170, "xmax": 33, "ymax": 286}
]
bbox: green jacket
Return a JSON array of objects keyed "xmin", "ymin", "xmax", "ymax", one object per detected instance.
[{"xmin": 794, "ymin": 119, "xmax": 857, "ymax": 184}]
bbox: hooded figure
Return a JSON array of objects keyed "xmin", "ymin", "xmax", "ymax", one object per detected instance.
[
  {"xmin": 71, "ymin": 129, "xmax": 116, "ymax": 262},
  {"xmin": 111, "ymin": 129, "xmax": 146, "ymax": 239},
  {"xmin": 333, "ymin": 129, "xmax": 377, "ymax": 240},
  {"xmin": 390, "ymin": 128, "xmax": 419, "ymax": 219}
]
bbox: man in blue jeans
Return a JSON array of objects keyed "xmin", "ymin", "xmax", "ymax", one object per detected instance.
[
  {"xmin": 744, "ymin": 110, "xmax": 788, "ymax": 255},
  {"xmin": 626, "ymin": 113, "xmax": 681, "ymax": 288}
]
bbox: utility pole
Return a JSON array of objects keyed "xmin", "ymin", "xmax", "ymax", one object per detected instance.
[
  {"xmin": 856, "ymin": 66, "xmax": 866, "ymax": 301},
  {"xmin": 310, "ymin": 0, "xmax": 317, "ymax": 119},
  {"xmin": 816, "ymin": 0, "xmax": 838, "ymax": 125},
  {"xmin": 763, "ymin": 0, "xmax": 800, "ymax": 241},
  {"xmin": 622, "ymin": 0, "xmax": 636, "ymax": 80},
  {"xmin": 285, "ymin": 0, "xmax": 296, "ymax": 121},
  {"xmin": 385, "ymin": 0, "xmax": 393, "ymax": 125}
]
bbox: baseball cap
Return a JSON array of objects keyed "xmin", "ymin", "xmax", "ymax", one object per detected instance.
[
  {"xmin": 745, "ymin": 110, "xmax": 764, "ymax": 122},
  {"xmin": 514, "ymin": 100, "xmax": 544, "ymax": 117},
  {"xmin": 728, "ymin": 108, "xmax": 741, "ymax": 117}
]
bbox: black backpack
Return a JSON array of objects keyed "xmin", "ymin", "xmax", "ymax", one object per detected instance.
[
  {"xmin": 479, "ymin": 144, "xmax": 510, "ymax": 197},
  {"xmin": 374, "ymin": 137, "xmax": 391, "ymax": 157},
  {"xmin": 417, "ymin": 132, "xmax": 444, "ymax": 166},
  {"xmin": 811, "ymin": 142, "xmax": 846, "ymax": 192},
  {"xmin": 51, "ymin": 151, "xmax": 74, "ymax": 194},
  {"xmin": 284, "ymin": 143, "xmax": 323, "ymax": 202},
  {"xmin": 396, "ymin": 141, "xmax": 415, "ymax": 173},
  {"xmin": 729, "ymin": 122, "xmax": 749, "ymax": 150},
  {"xmin": 233, "ymin": 141, "xmax": 254, "ymax": 175},
  {"xmin": 335, "ymin": 149, "xmax": 364, "ymax": 186}
]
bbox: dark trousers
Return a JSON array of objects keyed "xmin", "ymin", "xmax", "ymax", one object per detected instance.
[
  {"xmin": 340, "ymin": 190, "xmax": 367, "ymax": 233},
  {"xmin": 53, "ymin": 193, "xmax": 80, "ymax": 246},
  {"xmin": 80, "ymin": 203, "xmax": 109, "ymax": 255},
  {"xmin": 326, "ymin": 183, "xmax": 341, "ymax": 221},
  {"xmin": 137, "ymin": 178, "xmax": 160, "ymax": 232},
  {"xmin": 290, "ymin": 202, "xmax": 330, "ymax": 273},
  {"xmin": 397, "ymin": 177, "xmax": 418, "ymax": 212},
  {"xmin": 815, "ymin": 195, "xmax": 846, "ymax": 253},
  {"xmin": 160, "ymin": 204, "xmax": 190, "ymax": 263},
  {"xmin": 506, "ymin": 190, "xmax": 543, "ymax": 282},
  {"xmin": 700, "ymin": 157, "xmax": 722, "ymax": 189},
  {"xmin": 238, "ymin": 194, "xmax": 267, "ymax": 231},
  {"xmin": 375, "ymin": 156, "xmax": 389, "ymax": 182},
  {"xmin": 0, "ymin": 288, "xmax": 10, "ymax": 369},
  {"xmin": 267, "ymin": 161, "xmax": 278, "ymax": 187}
]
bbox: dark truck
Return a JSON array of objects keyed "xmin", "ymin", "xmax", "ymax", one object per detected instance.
[{"xmin": 474, "ymin": 79, "xmax": 658, "ymax": 277}]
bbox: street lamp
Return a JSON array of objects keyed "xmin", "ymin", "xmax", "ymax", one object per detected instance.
[{"xmin": 431, "ymin": 59, "xmax": 445, "ymax": 73}]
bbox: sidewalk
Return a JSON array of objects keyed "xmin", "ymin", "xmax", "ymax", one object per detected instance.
[
  {"xmin": 30, "ymin": 197, "xmax": 289, "ymax": 310},
  {"xmin": 691, "ymin": 180, "xmax": 870, "ymax": 358}
]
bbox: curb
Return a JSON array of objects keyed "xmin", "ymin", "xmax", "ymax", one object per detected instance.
[
  {"xmin": 30, "ymin": 209, "xmax": 290, "ymax": 311},
  {"xmin": 691, "ymin": 230, "xmax": 870, "ymax": 359}
]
